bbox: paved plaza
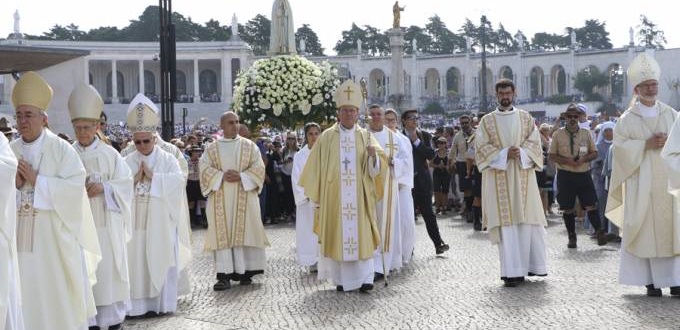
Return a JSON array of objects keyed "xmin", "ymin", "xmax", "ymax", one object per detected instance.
[{"xmin": 124, "ymin": 212, "xmax": 680, "ymax": 330}]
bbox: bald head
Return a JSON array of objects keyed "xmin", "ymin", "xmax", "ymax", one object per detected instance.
[{"xmin": 220, "ymin": 111, "xmax": 240, "ymax": 138}]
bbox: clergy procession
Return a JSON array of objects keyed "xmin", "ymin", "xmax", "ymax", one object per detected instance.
[{"xmin": 2, "ymin": 51, "xmax": 680, "ymax": 328}]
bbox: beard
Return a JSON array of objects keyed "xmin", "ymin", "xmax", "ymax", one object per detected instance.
[{"xmin": 499, "ymin": 98, "xmax": 512, "ymax": 107}]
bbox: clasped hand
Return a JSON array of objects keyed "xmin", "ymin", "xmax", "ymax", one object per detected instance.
[
  {"xmin": 15, "ymin": 159, "xmax": 37, "ymax": 189},
  {"xmin": 646, "ymin": 133, "xmax": 667, "ymax": 150},
  {"xmin": 223, "ymin": 170, "xmax": 241, "ymax": 183},
  {"xmin": 134, "ymin": 161, "xmax": 153, "ymax": 184},
  {"xmin": 507, "ymin": 146, "xmax": 521, "ymax": 161}
]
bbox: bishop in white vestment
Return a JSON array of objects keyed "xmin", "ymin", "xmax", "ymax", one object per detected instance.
[
  {"xmin": 199, "ymin": 112, "xmax": 269, "ymax": 290},
  {"xmin": 606, "ymin": 53, "xmax": 680, "ymax": 296},
  {"xmin": 11, "ymin": 72, "xmax": 101, "ymax": 329},
  {"xmin": 475, "ymin": 79, "xmax": 547, "ymax": 287},
  {"xmin": 1, "ymin": 132, "xmax": 23, "ymax": 330},
  {"xmin": 124, "ymin": 95, "xmax": 190, "ymax": 315},
  {"xmin": 69, "ymin": 84, "xmax": 133, "ymax": 329}
]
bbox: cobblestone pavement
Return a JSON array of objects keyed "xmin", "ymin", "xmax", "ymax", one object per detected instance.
[{"xmin": 124, "ymin": 212, "xmax": 680, "ymax": 330}]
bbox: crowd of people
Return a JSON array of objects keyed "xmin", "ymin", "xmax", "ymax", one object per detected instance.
[{"xmin": 1, "ymin": 51, "xmax": 680, "ymax": 330}]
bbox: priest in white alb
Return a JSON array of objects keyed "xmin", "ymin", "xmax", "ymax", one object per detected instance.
[
  {"xmin": 1, "ymin": 127, "xmax": 23, "ymax": 330},
  {"xmin": 292, "ymin": 122, "xmax": 322, "ymax": 272},
  {"xmin": 299, "ymin": 80, "xmax": 387, "ymax": 293},
  {"xmin": 124, "ymin": 95, "xmax": 191, "ymax": 316},
  {"xmin": 199, "ymin": 111, "xmax": 269, "ymax": 291},
  {"xmin": 474, "ymin": 78, "xmax": 547, "ymax": 288},
  {"xmin": 367, "ymin": 105, "xmax": 406, "ymax": 278},
  {"xmin": 68, "ymin": 84, "xmax": 133, "ymax": 329},
  {"xmin": 607, "ymin": 53, "xmax": 680, "ymax": 297},
  {"xmin": 10, "ymin": 71, "xmax": 101, "ymax": 329}
]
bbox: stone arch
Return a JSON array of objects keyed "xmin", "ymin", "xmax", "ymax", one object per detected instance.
[
  {"xmin": 144, "ymin": 70, "xmax": 156, "ymax": 95},
  {"xmin": 175, "ymin": 70, "xmax": 186, "ymax": 96},
  {"xmin": 446, "ymin": 67, "xmax": 461, "ymax": 97},
  {"xmin": 550, "ymin": 65, "xmax": 567, "ymax": 95},
  {"xmin": 478, "ymin": 67, "xmax": 493, "ymax": 99},
  {"xmin": 105, "ymin": 70, "xmax": 125, "ymax": 99},
  {"xmin": 368, "ymin": 68, "xmax": 386, "ymax": 99},
  {"xmin": 199, "ymin": 69, "xmax": 218, "ymax": 97},
  {"xmin": 424, "ymin": 68, "xmax": 440, "ymax": 97},
  {"xmin": 499, "ymin": 66, "xmax": 513, "ymax": 80},
  {"xmin": 529, "ymin": 66, "xmax": 545, "ymax": 99},
  {"xmin": 607, "ymin": 63, "xmax": 624, "ymax": 102}
]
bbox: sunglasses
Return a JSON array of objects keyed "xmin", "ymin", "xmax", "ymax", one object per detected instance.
[
  {"xmin": 565, "ymin": 115, "xmax": 579, "ymax": 119},
  {"xmin": 134, "ymin": 138, "xmax": 153, "ymax": 145}
]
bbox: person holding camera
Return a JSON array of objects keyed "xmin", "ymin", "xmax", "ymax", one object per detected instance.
[{"xmin": 549, "ymin": 104, "xmax": 607, "ymax": 249}]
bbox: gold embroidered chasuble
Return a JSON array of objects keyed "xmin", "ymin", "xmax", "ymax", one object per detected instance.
[
  {"xmin": 607, "ymin": 102, "xmax": 680, "ymax": 258},
  {"xmin": 199, "ymin": 136, "xmax": 269, "ymax": 251},
  {"xmin": 475, "ymin": 109, "xmax": 546, "ymax": 243},
  {"xmin": 299, "ymin": 123, "xmax": 387, "ymax": 262}
]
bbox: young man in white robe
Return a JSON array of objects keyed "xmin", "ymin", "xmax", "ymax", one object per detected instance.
[
  {"xmin": 10, "ymin": 71, "xmax": 101, "ymax": 329},
  {"xmin": 299, "ymin": 80, "xmax": 387, "ymax": 293},
  {"xmin": 1, "ymin": 129, "xmax": 23, "ymax": 330},
  {"xmin": 124, "ymin": 94, "xmax": 191, "ymax": 316},
  {"xmin": 199, "ymin": 111, "xmax": 269, "ymax": 290},
  {"xmin": 385, "ymin": 108, "xmax": 416, "ymax": 265},
  {"xmin": 292, "ymin": 123, "xmax": 321, "ymax": 272},
  {"xmin": 475, "ymin": 78, "xmax": 548, "ymax": 288},
  {"xmin": 607, "ymin": 53, "xmax": 680, "ymax": 297},
  {"xmin": 68, "ymin": 84, "xmax": 133, "ymax": 329},
  {"xmin": 368, "ymin": 105, "xmax": 408, "ymax": 278}
]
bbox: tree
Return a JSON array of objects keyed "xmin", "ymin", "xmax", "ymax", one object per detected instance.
[
  {"xmin": 42, "ymin": 23, "xmax": 85, "ymax": 41},
  {"xmin": 241, "ymin": 14, "xmax": 271, "ymax": 55},
  {"xmin": 334, "ymin": 23, "xmax": 366, "ymax": 55},
  {"xmin": 637, "ymin": 15, "xmax": 667, "ymax": 49},
  {"xmin": 495, "ymin": 24, "xmax": 517, "ymax": 52},
  {"xmin": 81, "ymin": 27, "xmax": 122, "ymax": 41},
  {"xmin": 459, "ymin": 18, "xmax": 479, "ymax": 52},
  {"xmin": 362, "ymin": 25, "xmax": 389, "ymax": 56},
  {"xmin": 531, "ymin": 32, "xmax": 566, "ymax": 51},
  {"xmin": 404, "ymin": 25, "xmax": 432, "ymax": 54},
  {"xmin": 425, "ymin": 15, "xmax": 462, "ymax": 54},
  {"xmin": 198, "ymin": 19, "xmax": 231, "ymax": 41},
  {"xmin": 573, "ymin": 65, "xmax": 609, "ymax": 100},
  {"xmin": 295, "ymin": 24, "xmax": 324, "ymax": 55},
  {"xmin": 571, "ymin": 19, "xmax": 612, "ymax": 49}
]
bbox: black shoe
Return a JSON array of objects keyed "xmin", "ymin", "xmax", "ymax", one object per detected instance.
[
  {"xmin": 89, "ymin": 327, "xmax": 101, "ymax": 330},
  {"xmin": 473, "ymin": 219, "xmax": 482, "ymax": 231},
  {"xmin": 527, "ymin": 272, "xmax": 547, "ymax": 277},
  {"xmin": 359, "ymin": 283, "xmax": 374, "ymax": 293},
  {"xmin": 567, "ymin": 233, "xmax": 577, "ymax": 249},
  {"xmin": 596, "ymin": 230, "xmax": 608, "ymax": 246},
  {"xmin": 670, "ymin": 286, "xmax": 680, "ymax": 296},
  {"xmin": 607, "ymin": 234, "xmax": 622, "ymax": 243},
  {"xmin": 435, "ymin": 243, "xmax": 450, "ymax": 255},
  {"xmin": 109, "ymin": 323, "xmax": 123, "ymax": 330},
  {"xmin": 503, "ymin": 278, "xmax": 518, "ymax": 287},
  {"xmin": 646, "ymin": 284, "xmax": 662, "ymax": 297},
  {"xmin": 336, "ymin": 285, "xmax": 344, "ymax": 292},
  {"xmin": 213, "ymin": 279, "xmax": 231, "ymax": 291},
  {"xmin": 240, "ymin": 278, "xmax": 253, "ymax": 285},
  {"xmin": 374, "ymin": 272, "xmax": 385, "ymax": 282}
]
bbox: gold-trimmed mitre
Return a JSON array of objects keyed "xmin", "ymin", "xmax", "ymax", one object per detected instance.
[
  {"xmin": 11, "ymin": 71, "xmax": 54, "ymax": 111},
  {"xmin": 627, "ymin": 53, "xmax": 660, "ymax": 88},
  {"xmin": 333, "ymin": 79, "xmax": 363, "ymax": 109},
  {"xmin": 126, "ymin": 93, "xmax": 159, "ymax": 133},
  {"xmin": 68, "ymin": 83, "xmax": 103, "ymax": 122}
]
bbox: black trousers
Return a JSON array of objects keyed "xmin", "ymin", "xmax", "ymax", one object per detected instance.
[{"xmin": 413, "ymin": 190, "xmax": 444, "ymax": 247}]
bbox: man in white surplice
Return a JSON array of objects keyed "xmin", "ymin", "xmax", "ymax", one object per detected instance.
[
  {"xmin": 385, "ymin": 108, "xmax": 416, "ymax": 265},
  {"xmin": 474, "ymin": 78, "xmax": 547, "ymax": 288},
  {"xmin": 368, "ymin": 105, "xmax": 408, "ymax": 277},
  {"xmin": 199, "ymin": 111, "xmax": 269, "ymax": 291},
  {"xmin": 124, "ymin": 95, "xmax": 190, "ymax": 316},
  {"xmin": 1, "ymin": 129, "xmax": 23, "ymax": 330},
  {"xmin": 606, "ymin": 53, "xmax": 680, "ymax": 297},
  {"xmin": 10, "ymin": 71, "xmax": 101, "ymax": 329},
  {"xmin": 68, "ymin": 84, "xmax": 133, "ymax": 329}
]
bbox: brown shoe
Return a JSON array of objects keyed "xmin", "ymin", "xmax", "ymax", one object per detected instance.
[{"xmin": 596, "ymin": 230, "xmax": 608, "ymax": 246}]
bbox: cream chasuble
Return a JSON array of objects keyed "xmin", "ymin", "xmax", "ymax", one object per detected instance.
[
  {"xmin": 662, "ymin": 110, "xmax": 680, "ymax": 196},
  {"xmin": 1, "ymin": 133, "xmax": 22, "ymax": 330},
  {"xmin": 475, "ymin": 109, "xmax": 546, "ymax": 243},
  {"xmin": 607, "ymin": 102, "xmax": 680, "ymax": 258},
  {"xmin": 199, "ymin": 137, "xmax": 269, "ymax": 251},
  {"xmin": 292, "ymin": 145, "xmax": 319, "ymax": 266},
  {"xmin": 74, "ymin": 138, "xmax": 133, "ymax": 324},
  {"xmin": 124, "ymin": 147, "xmax": 189, "ymax": 309},
  {"xmin": 10, "ymin": 129, "xmax": 101, "ymax": 330}
]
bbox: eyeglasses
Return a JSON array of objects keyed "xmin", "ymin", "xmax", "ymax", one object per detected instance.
[
  {"xmin": 406, "ymin": 116, "xmax": 419, "ymax": 120},
  {"xmin": 565, "ymin": 115, "xmax": 579, "ymax": 119},
  {"xmin": 134, "ymin": 138, "xmax": 153, "ymax": 145}
]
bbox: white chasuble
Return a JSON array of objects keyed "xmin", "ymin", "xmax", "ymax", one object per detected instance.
[
  {"xmin": 1, "ymin": 133, "xmax": 23, "ymax": 330},
  {"xmin": 393, "ymin": 130, "xmax": 416, "ymax": 264},
  {"xmin": 75, "ymin": 139, "xmax": 133, "ymax": 326},
  {"xmin": 124, "ymin": 147, "xmax": 188, "ymax": 315},
  {"xmin": 10, "ymin": 129, "xmax": 101, "ymax": 330}
]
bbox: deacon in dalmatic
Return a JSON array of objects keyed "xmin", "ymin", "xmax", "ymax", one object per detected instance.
[
  {"xmin": 68, "ymin": 84, "xmax": 133, "ymax": 329},
  {"xmin": 199, "ymin": 111, "xmax": 269, "ymax": 291},
  {"xmin": 607, "ymin": 53, "xmax": 680, "ymax": 297},
  {"xmin": 124, "ymin": 94, "xmax": 191, "ymax": 316},
  {"xmin": 299, "ymin": 80, "xmax": 387, "ymax": 293},
  {"xmin": 10, "ymin": 71, "xmax": 101, "ymax": 329},
  {"xmin": 1, "ymin": 122, "xmax": 23, "ymax": 330}
]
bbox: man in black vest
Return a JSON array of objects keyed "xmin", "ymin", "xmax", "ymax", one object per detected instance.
[{"xmin": 401, "ymin": 109, "xmax": 449, "ymax": 255}]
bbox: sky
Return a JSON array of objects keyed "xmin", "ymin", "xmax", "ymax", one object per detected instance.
[{"xmin": 2, "ymin": 0, "xmax": 677, "ymax": 54}]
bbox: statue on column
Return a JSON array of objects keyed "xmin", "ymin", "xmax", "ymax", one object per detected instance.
[
  {"xmin": 269, "ymin": 0, "xmax": 297, "ymax": 55},
  {"xmin": 411, "ymin": 38, "xmax": 417, "ymax": 53},
  {"xmin": 570, "ymin": 30, "xmax": 577, "ymax": 47},
  {"xmin": 231, "ymin": 14, "xmax": 240, "ymax": 40},
  {"xmin": 357, "ymin": 39, "xmax": 363, "ymax": 55},
  {"xmin": 515, "ymin": 32, "xmax": 525, "ymax": 52},
  {"xmin": 299, "ymin": 38, "xmax": 306, "ymax": 54},
  {"xmin": 629, "ymin": 27, "xmax": 635, "ymax": 45},
  {"xmin": 13, "ymin": 10, "xmax": 21, "ymax": 35},
  {"xmin": 392, "ymin": 1, "xmax": 405, "ymax": 29}
]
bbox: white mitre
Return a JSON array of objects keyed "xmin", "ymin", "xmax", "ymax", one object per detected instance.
[
  {"xmin": 627, "ymin": 53, "xmax": 660, "ymax": 88},
  {"xmin": 333, "ymin": 79, "xmax": 362, "ymax": 109},
  {"xmin": 68, "ymin": 83, "xmax": 103, "ymax": 121},
  {"xmin": 126, "ymin": 93, "xmax": 159, "ymax": 133}
]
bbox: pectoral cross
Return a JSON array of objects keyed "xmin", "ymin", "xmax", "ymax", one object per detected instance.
[
  {"xmin": 342, "ymin": 157, "xmax": 351, "ymax": 172},
  {"xmin": 342, "ymin": 203, "xmax": 357, "ymax": 221},
  {"xmin": 344, "ymin": 237, "xmax": 358, "ymax": 255}
]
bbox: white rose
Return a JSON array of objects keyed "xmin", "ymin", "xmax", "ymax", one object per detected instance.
[
  {"xmin": 301, "ymin": 102, "xmax": 312, "ymax": 115},
  {"xmin": 273, "ymin": 104, "xmax": 283, "ymax": 116},
  {"xmin": 312, "ymin": 93, "xmax": 323, "ymax": 105}
]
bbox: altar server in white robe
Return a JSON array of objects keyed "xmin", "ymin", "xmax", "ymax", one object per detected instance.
[
  {"xmin": 368, "ymin": 105, "xmax": 407, "ymax": 276},
  {"xmin": 68, "ymin": 84, "xmax": 133, "ymax": 329},
  {"xmin": 607, "ymin": 53, "xmax": 680, "ymax": 297},
  {"xmin": 385, "ymin": 108, "xmax": 415, "ymax": 265},
  {"xmin": 199, "ymin": 111, "xmax": 269, "ymax": 291},
  {"xmin": 124, "ymin": 95, "xmax": 190, "ymax": 315},
  {"xmin": 1, "ymin": 128, "xmax": 23, "ymax": 330},
  {"xmin": 474, "ymin": 78, "xmax": 547, "ymax": 288},
  {"xmin": 292, "ymin": 122, "xmax": 321, "ymax": 272},
  {"xmin": 10, "ymin": 71, "xmax": 101, "ymax": 329}
]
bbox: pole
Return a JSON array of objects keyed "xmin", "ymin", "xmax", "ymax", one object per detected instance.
[
  {"xmin": 480, "ymin": 15, "xmax": 488, "ymax": 113},
  {"xmin": 159, "ymin": 0, "xmax": 176, "ymax": 141}
]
